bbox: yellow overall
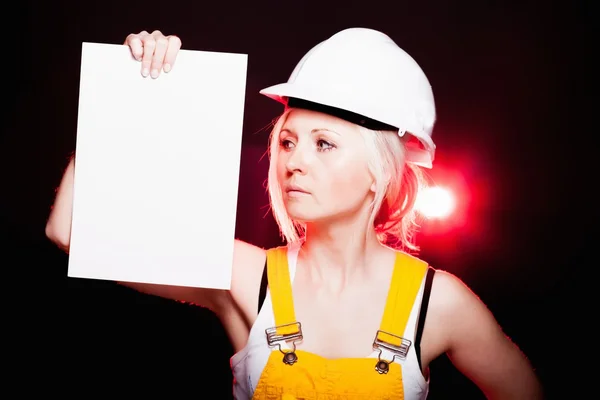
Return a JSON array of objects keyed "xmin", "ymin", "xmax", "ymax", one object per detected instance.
[{"xmin": 251, "ymin": 246, "xmax": 428, "ymax": 400}]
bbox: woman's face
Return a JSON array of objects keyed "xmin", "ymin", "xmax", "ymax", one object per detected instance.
[{"xmin": 276, "ymin": 108, "xmax": 375, "ymax": 225}]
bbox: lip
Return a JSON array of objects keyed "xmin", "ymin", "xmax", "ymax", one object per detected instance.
[{"xmin": 285, "ymin": 184, "xmax": 310, "ymax": 194}]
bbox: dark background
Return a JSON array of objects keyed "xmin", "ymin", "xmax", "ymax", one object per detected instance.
[{"xmin": 4, "ymin": 0, "xmax": 590, "ymax": 398}]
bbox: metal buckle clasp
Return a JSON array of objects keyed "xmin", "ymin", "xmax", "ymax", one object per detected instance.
[
  {"xmin": 265, "ymin": 322, "xmax": 303, "ymax": 365},
  {"xmin": 372, "ymin": 329, "xmax": 412, "ymax": 374}
]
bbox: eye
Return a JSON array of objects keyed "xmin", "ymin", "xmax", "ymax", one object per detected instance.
[
  {"xmin": 317, "ymin": 139, "xmax": 335, "ymax": 152},
  {"xmin": 280, "ymin": 139, "xmax": 295, "ymax": 150}
]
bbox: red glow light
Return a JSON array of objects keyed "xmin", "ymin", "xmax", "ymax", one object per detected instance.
[{"xmin": 416, "ymin": 186, "xmax": 456, "ymax": 219}]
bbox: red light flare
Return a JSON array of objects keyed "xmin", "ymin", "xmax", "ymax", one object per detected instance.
[{"xmin": 415, "ymin": 157, "xmax": 492, "ymax": 256}]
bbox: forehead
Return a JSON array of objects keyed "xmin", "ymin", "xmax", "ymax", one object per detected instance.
[{"xmin": 282, "ymin": 108, "xmax": 362, "ymax": 136}]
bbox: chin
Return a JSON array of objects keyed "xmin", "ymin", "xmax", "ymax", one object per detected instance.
[
  {"xmin": 284, "ymin": 204, "xmax": 322, "ymax": 223},
  {"xmin": 285, "ymin": 200, "xmax": 371, "ymax": 227}
]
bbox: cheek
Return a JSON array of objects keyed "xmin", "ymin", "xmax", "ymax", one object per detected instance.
[
  {"xmin": 324, "ymin": 159, "xmax": 373, "ymax": 199},
  {"xmin": 276, "ymin": 152, "xmax": 288, "ymax": 179}
]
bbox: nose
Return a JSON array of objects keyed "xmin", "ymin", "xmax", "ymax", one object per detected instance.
[{"xmin": 285, "ymin": 143, "xmax": 309, "ymax": 175}]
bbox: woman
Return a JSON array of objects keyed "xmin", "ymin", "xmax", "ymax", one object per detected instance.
[{"xmin": 46, "ymin": 28, "xmax": 543, "ymax": 399}]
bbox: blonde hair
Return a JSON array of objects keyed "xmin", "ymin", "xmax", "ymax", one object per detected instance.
[{"xmin": 266, "ymin": 108, "xmax": 427, "ymax": 253}]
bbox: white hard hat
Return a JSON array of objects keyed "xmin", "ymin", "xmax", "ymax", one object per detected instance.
[{"xmin": 260, "ymin": 28, "xmax": 437, "ymax": 168}]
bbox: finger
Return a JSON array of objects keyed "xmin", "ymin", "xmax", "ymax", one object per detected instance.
[
  {"xmin": 125, "ymin": 33, "xmax": 144, "ymax": 61},
  {"xmin": 140, "ymin": 34, "xmax": 156, "ymax": 77},
  {"xmin": 150, "ymin": 35, "xmax": 169, "ymax": 78},
  {"xmin": 163, "ymin": 35, "xmax": 182, "ymax": 73}
]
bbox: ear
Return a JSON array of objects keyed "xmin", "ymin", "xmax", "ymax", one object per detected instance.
[
  {"xmin": 370, "ymin": 181, "xmax": 377, "ymax": 193},
  {"xmin": 371, "ymin": 171, "xmax": 391, "ymax": 193}
]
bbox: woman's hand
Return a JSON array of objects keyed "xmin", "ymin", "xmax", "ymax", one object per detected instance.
[{"xmin": 124, "ymin": 30, "xmax": 182, "ymax": 79}]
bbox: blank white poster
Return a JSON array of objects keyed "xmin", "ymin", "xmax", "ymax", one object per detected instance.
[{"xmin": 68, "ymin": 42, "xmax": 248, "ymax": 290}]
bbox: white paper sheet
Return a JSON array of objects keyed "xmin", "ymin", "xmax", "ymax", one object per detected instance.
[{"xmin": 67, "ymin": 42, "xmax": 247, "ymax": 290}]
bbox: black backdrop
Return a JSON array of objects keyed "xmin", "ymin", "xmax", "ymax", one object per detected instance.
[{"xmin": 4, "ymin": 1, "xmax": 589, "ymax": 398}]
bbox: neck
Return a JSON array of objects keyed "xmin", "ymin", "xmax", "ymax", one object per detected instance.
[{"xmin": 298, "ymin": 212, "xmax": 389, "ymax": 292}]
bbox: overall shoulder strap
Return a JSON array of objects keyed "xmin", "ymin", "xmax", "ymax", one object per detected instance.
[
  {"xmin": 378, "ymin": 252, "xmax": 429, "ymax": 347},
  {"xmin": 266, "ymin": 247, "xmax": 298, "ymax": 336}
]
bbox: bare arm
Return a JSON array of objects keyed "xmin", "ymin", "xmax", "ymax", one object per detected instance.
[
  {"xmin": 431, "ymin": 271, "xmax": 544, "ymax": 399},
  {"xmin": 45, "ymin": 30, "xmax": 269, "ymax": 351},
  {"xmin": 44, "ymin": 29, "xmax": 194, "ymax": 292},
  {"xmin": 43, "ymin": 155, "xmax": 220, "ymax": 307},
  {"xmin": 44, "ymin": 154, "xmax": 266, "ymax": 316},
  {"xmin": 45, "ymin": 155, "xmax": 75, "ymax": 253}
]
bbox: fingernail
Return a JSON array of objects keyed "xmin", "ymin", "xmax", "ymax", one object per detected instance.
[
  {"xmin": 163, "ymin": 64, "xmax": 171, "ymax": 73},
  {"xmin": 142, "ymin": 68, "xmax": 149, "ymax": 77},
  {"xmin": 151, "ymin": 69, "xmax": 159, "ymax": 78}
]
